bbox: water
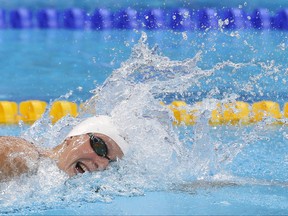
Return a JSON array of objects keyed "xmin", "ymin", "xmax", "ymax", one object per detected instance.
[
  {"xmin": 0, "ymin": 30, "xmax": 288, "ymax": 215},
  {"xmin": 1, "ymin": 29, "xmax": 288, "ymax": 103}
]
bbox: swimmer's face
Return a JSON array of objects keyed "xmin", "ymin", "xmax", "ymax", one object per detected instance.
[{"xmin": 56, "ymin": 133, "xmax": 124, "ymax": 176}]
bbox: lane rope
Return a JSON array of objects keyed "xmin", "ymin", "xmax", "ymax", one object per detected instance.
[
  {"xmin": 0, "ymin": 8, "xmax": 287, "ymax": 30},
  {"xmin": 0, "ymin": 100, "xmax": 287, "ymax": 125}
]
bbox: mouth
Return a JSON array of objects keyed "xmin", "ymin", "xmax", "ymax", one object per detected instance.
[{"xmin": 75, "ymin": 161, "xmax": 89, "ymax": 174}]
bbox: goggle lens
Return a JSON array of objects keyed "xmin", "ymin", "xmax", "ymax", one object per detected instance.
[{"xmin": 88, "ymin": 133, "xmax": 110, "ymax": 161}]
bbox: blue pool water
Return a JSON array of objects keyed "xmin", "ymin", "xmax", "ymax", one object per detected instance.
[
  {"xmin": 0, "ymin": 7, "xmax": 288, "ymax": 216},
  {"xmin": 1, "ymin": 29, "xmax": 288, "ymax": 103},
  {"xmin": 0, "ymin": 30, "xmax": 288, "ymax": 215}
]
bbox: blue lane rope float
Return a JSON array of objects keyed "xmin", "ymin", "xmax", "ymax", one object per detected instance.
[
  {"xmin": 143, "ymin": 9, "xmax": 166, "ymax": 30},
  {"xmin": 63, "ymin": 8, "xmax": 87, "ymax": 29},
  {"xmin": 10, "ymin": 8, "xmax": 33, "ymax": 28},
  {"xmin": 272, "ymin": 9, "xmax": 288, "ymax": 30},
  {"xmin": 114, "ymin": 8, "xmax": 139, "ymax": 29},
  {"xmin": 91, "ymin": 8, "xmax": 113, "ymax": 30},
  {"xmin": 37, "ymin": 8, "xmax": 59, "ymax": 28},
  {"xmin": 220, "ymin": 8, "xmax": 247, "ymax": 29},
  {"xmin": 171, "ymin": 8, "xmax": 195, "ymax": 31},
  {"xmin": 250, "ymin": 8, "xmax": 271, "ymax": 29},
  {"xmin": 0, "ymin": 100, "xmax": 288, "ymax": 125},
  {"xmin": 0, "ymin": 9, "xmax": 6, "ymax": 28},
  {"xmin": 197, "ymin": 8, "xmax": 218, "ymax": 30},
  {"xmin": 1, "ymin": 8, "xmax": 288, "ymax": 30}
]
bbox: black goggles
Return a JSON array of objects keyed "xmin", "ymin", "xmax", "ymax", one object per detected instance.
[{"xmin": 87, "ymin": 133, "xmax": 111, "ymax": 161}]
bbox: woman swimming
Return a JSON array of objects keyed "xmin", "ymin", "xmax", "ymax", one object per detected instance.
[{"xmin": 0, "ymin": 115, "xmax": 128, "ymax": 182}]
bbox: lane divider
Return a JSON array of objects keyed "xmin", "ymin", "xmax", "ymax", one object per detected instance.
[
  {"xmin": 0, "ymin": 100, "xmax": 78, "ymax": 124},
  {"xmin": 20, "ymin": 100, "xmax": 47, "ymax": 123},
  {"xmin": 168, "ymin": 100, "xmax": 285, "ymax": 126},
  {"xmin": 0, "ymin": 100, "xmax": 287, "ymax": 125},
  {"xmin": 0, "ymin": 101, "xmax": 18, "ymax": 124},
  {"xmin": 50, "ymin": 101, "xmax": 78, "ymax": 124},
  {"xmin": 1, "ymin": 8, "xmax": 288, "ymax": 30}
]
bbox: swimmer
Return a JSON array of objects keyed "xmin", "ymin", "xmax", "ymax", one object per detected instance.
[{"xmin": 0, "ymin": 116, "xmax": 129, "ymax": 182}]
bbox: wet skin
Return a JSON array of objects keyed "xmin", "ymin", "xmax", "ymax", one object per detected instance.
[
  {"xmin": 0, "ymin": 136, "xmax": 40, "ymax": 182},
  {"xmin": 0, "ymin": 133, "xmax": 124, "ymax": 181},
  {"xmin": 48, "ymin": 133, "xmax": 124, "ymax": 176}
]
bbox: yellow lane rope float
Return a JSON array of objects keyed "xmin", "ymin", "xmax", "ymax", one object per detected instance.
[
  {"xmin": 0, "ymin": 100, "xmax": 77, "ymax": 124},
  {"xmin": 0, "ymin": 100, "xmax": 286, "ymax": 125},
  {"xmin": 169, "ymin": 100, "xmax": 284, "ymax": 126}
]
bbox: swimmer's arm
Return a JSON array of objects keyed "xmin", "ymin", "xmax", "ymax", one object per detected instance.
[{"xmin": 0, "ymin": 136, "xmax": 39, "ymax": 181}]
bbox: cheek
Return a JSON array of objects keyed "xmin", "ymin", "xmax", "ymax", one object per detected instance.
[
  {"xmin": 60, "ymin": 144, "xmax": 84, "ymax": 166},
  {"xmin": 67, "ymin": 143, "xmax": 93, "ymax": 161}
]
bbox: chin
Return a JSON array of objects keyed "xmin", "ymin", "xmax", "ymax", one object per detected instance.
[
  {"xmin": 66, "ymin": 169, "xmax": 76, "ymax": 177},
  {"xmin": 60, "ymin": 164, "xmax": 76, "ymax": 177}
]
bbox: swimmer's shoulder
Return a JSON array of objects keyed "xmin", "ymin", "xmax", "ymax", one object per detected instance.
[
  {"xmin": 0, "ymin": 136, "xmax": 39, "ymax": 156},
  {"xmin": 0, "ymin": 136, "xmax": 40, "ymax": 182}
]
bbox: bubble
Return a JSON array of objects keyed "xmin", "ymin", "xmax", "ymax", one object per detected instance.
[
  {"xmin": 182, "ymin": 32, "xmax": 188, "ymax": 40},
  {"xmin": 278, "ymin": 43, "xmax": 286, "ymax": 50}
]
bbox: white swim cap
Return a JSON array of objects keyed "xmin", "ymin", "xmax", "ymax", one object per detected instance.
[{"xmin": 66, "ymin": 115, "xmax": 129, "ymax": 155}]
